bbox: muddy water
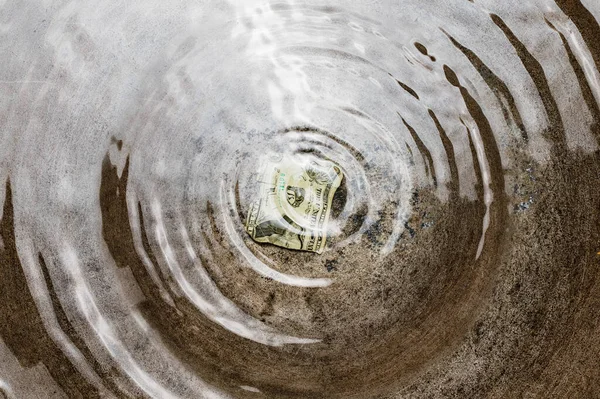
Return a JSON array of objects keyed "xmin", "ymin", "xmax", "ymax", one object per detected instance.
[{"xmin": 1, "ymin": 0, "xmax": 600, "ymax": 398}]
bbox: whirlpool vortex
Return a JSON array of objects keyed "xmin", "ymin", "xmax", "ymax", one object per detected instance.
[{"xmin": 1, "ymin": 0, "xmax": 600, "ymax": 398}]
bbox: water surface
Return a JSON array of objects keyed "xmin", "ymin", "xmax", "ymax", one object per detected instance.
[{"xmin": 1, "ymin": 0, "xmax": 600, "ymax": 397}]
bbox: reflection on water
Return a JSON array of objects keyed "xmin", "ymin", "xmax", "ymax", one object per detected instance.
[{"xmin": 1, "ymin": 0, "xmax": 600, "ymax": 397}]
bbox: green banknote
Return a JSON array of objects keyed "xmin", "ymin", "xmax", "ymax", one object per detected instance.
[{"xmin": 245, "ymin": 155, "xmax": 343, "ymax": 254}]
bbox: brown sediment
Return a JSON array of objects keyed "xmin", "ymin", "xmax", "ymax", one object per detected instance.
[
  {"xmin": 0, "ymin": 180, "xmax": 100, "ymax": 398},
  {"xmin": 484, "ymin": 151, "xmax": 600, "ymax": 398}
]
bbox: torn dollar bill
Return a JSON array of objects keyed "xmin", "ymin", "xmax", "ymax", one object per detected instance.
[{"xmin": 245, "ymin": 154, "xmax": 343, "ymax": 254}]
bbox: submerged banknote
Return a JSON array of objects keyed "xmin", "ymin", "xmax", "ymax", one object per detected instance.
[{"xmin": 245, "ymin": 154, "xmax": 343, "ymax": 254}]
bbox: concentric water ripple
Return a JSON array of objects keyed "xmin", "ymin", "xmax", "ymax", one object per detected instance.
[{"xmin": 1, "ymin": 0, "xmax": 600, "ymax": 398}]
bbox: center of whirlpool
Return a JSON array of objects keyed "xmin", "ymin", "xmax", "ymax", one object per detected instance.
[{"xmin": 196, "ymin": 128, "xmax": 422, "ymax": 354}]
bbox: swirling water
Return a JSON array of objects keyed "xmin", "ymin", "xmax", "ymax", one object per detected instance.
[{"xmin": 1, "ymin": 0, "xmax": 600, "ymax": 398}]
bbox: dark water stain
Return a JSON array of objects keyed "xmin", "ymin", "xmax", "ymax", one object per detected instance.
[
  {"xmin": 395, "ymin": 79, "xmax": 420, "ymax": 100},
  {"xmin": 554, "ymin": 0, "xmax": 600, "ymax": 73},
  {"xmin": 414, "ymin": 42, "xmax": 436, "ymax": 62},
  {"xmin": 400, "ymin": 115, "xmax": 438, "ymax": 187},
  {"xmin": 491, "ymin": 14, "xmax": 567, "ymax": 152},
  {"xmin": 443, "ymin": 31, "xmax": 528, "ymax": 141},
  {"xmin": 545, "ymin": 18, "xmax": 600, "ymax": 145},
  {"xmin": 443, "ymin": 64, "xmax": 508, "ymax": 262},
  {"xmin": 0, "ymin": 180, "xmax": 100, "ymax": 398},
  {"xmin": 428, "ymin": 109, "xmax": 459, "ymax": 195},
  {"xmin": 110, "ymin": 136, "xmax": 123, "ymax": 151},
  {"xmin": 38, "ymin": 253, "xmax": 132, "ymax": 399},
  {"xmin": 463, "ymin": 122, "xmax": 485, "ymax": 200}
]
